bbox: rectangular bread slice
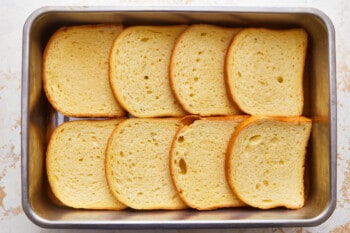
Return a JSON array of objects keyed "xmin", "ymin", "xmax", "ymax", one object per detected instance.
[
  {"xmin": 170, "ymin": 115, "xmax": 248, "ymax": 210},
  {"xmin": 170, "ymin": 24, "xmax": 241, "ymax": 116},
  {"xmin": 105, "ymin": 118, "xmax": 187, "ymax": 210},
  {"xmin": 43, "ymin": 24, "xmax": 125, "ymax": 117},
  {"xmin": 46, "ymin": 119, "xmax": 126, "ymax": 210},
  {"xmin": 109, "ymin": 25, "xmax": 187, "ymax": 117},
  {"xmin": 225, "ymin": 28, "xmax": 308, "ymax": 116},
  {"xmin": 226, "ymin": 116, "xmax": 312, "ymax": 209}
]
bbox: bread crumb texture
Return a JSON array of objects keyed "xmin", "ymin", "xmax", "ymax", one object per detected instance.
[
  {"xmin": 226, "ymin": 116, "xmax": 312, "ymax": 209},
  {"xmin": 46, "ymin": 119, "xmax": 126, "ymax": 210},
  {"xmin": 109, "ymin": 25, "xmax": 187, "ymax": 117},
  {"xmin": 105, "ymin": 118, "xmax": 187, "ymax": 209},
  {"xmin": 170, "ymin": 24, "xmax": 241, "ymax": 116},
  {"xmin": 43, "ymin": 25, "xmax": 125, "ymax": 117},
  {"xmin": 43, "ymin": 24, "xmax": 312, "ymax": 211},
  {"xmin": 170, "ymin": 116, "xmax": 247, "ymax": 210},
  {"xmin": 226, "ymin": 28, "xmax": 307, "ymax": 116}
]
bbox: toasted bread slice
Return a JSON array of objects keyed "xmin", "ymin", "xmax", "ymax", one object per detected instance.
[
  {"xmin": 109, "ymin": 25, "xmax": 187, "ymax": 117},
  {"xmin": 170, "ymin": 24, "xmax": 241, "ymax": 116},
  {"xmin": 170, "ymin": 115, "xmax": 247, "ymax": 210},
  {"xmin": 225, "ymin": 28, "xmax": 308, "ymax": 116},
  {"xmin": 105, "ymin": 118, "xmax": 187, "ymax": 209},
  {"xmin": 46, "ymin": 119, "xmax": 126, "ymax": 210},
  {"xmin": 43, "ymin": 24, "xmax": 125, "ymax": 117},
  {"xmin": 226, "ymin": 116, "xmax": 312, "ymax": 209}
]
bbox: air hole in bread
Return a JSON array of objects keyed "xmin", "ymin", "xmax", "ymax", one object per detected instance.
[
  {"xmin": 270, "ymin": 137, "xmax": 278, "ymax": 143},
  {"xmin": 258, "ymin": 80, "xmax": 267, "ymax": 86},
  {"xmin": 179, "ymin": 158, "xmax": 187, "ymax": 174},
  {"xmin": 189, "ymin": 93, "xmax": 195, "ymax": 98},
  {"xmin": 237, "ymin": 71, "xmax": 242, "ymax": 78},
  {"xmin": 262, "ymin": 199, "xmax": 273, "ymax": 203},
  {"xmin": 248, "ymin": 135, "xmax": 262, "ymax": 145},
  {"xmin": 141, "ymin": 37, "xmax": 149, "ymax": 42},
  {"xmin": 194, "ymin": 77, "xmax": 199, "ymax": 82},
  {"xmin": 255, "ymin": 183, "xmax": 261, "ymax": 190},
  {"xmin": 277, "ymin": 76, "xmax": 284, "ymax": 83},
  {"xmin": 144, "ymin": 75, "xmax": 149, "ymax": 80},
  {"xmin": 200, "ymin": 32, "xmax": 207, "ymax": 36},
  {"xmin": 119, "ymin": 151, "xmax": 124, "ymax": 157},
  {"xmin": 177, "ymin": 136, "xmax": 185, "ymax": 143},
  {"xmin": 263, "ymin": 180, "xmax": 269, "ymax": 186}
]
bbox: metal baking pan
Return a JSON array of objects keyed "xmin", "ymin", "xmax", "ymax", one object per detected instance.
[{"xmin": 21, "ymin": 6, "xmax": 337, "ymax": 229}]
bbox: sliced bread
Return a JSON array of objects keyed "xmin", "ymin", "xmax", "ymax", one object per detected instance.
[
  {"xmin": 225, "ymin": 28, "xmax": 308, "ymax": 116},
  {"xmin": 105, "ymin": 118, "xmax": 187, "ymax": 209},
  {"xmin": 109, "ymin": 25, "xmax": 187, "ymax": 118},
  {"xmin": 46, "ymin": 119, "xmax": 126, "ymax": 210},
  {"xmin": 170, "ymin": 115, "xmax": 247, "ymax": 210},
  {"xmin": 170, "ymin": 24, "xmax": 241, "ymax": 116},
  {"xmin": 226, "ymin": 116, "xmax": 312, "ymax": 209},
  {"xmin": 43, "ymin": 24, "xmax": 125, "ymax": 117}
]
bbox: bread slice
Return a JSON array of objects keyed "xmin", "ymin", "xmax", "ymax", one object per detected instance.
[
  {"xmin": 46, "ymin": 119, "xmax": 126, "ymax": 210},
  {"xmin": 170, "ymin": 24, "xmax": 241, "ymax": 116},
  {"xmin": 170, "ymin": 116, "xmax": 247, "ymax": 210},
  {"xmin": 226, "ymin": 116, "xmax": 312, "ymax": 209},
  {"xmin": 109, "ymin": 25, "xmax": 187, "ymax": 118},
  {"xmin": 225, "ymin": 28, "xmax": 308, "ymax": 116},
  {"xmin": 105, "ymin": 118, "xmax": 187, "ymax": 209},
  {"xmin": 42, "ymin": 24, "xmax": 125, "ymax": 117}
]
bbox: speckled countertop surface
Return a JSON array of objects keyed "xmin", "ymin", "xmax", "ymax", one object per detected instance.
[{"xmin": 0, "ymin": 0, "xmax": 349, "ymax": 232}]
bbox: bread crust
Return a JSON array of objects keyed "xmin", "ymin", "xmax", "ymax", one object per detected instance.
[
  {"xmin": 109, "ymin": 25, "xmax": 188, "ymax": 118},
  {"xmin": 42, "ymin": 24, "xmax": 126, "ymax": 118},
  {"xmin": 169, "ymin": 24, "xmax": 241, "ymax": 116},
  {"xmin": 105, "ymin": 117, "xmax": 187, "ymax": 210},
  {"xmin": 224, "ymin": 28, "xmax": 308, "ymax": 116},
  {"xmin": 225, "ymin": 115, "xmax": 312, "ymax": 209},
  {"xmin": 46, "ymin": 118, "xmax": 127, "ymax": 210},
  {"xmin": 169, "ymin": 115, "xmax": 249, "ymax": 210}
]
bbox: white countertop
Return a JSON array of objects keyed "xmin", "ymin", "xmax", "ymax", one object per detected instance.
[{"xmin": 1, "ymin": 0, "xmax": 349, "ymax": 232}]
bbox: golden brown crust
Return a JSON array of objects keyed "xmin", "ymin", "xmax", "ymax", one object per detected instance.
[
  {"xmin": 223, "ymin": 30, "xmax": 244, "ymax": 113},
  {"xmin": 108, "ymin": 26, "xmax": 134, "ymax": 117},
  {"xmin": 104, "ymin": 119, "xmax": 129, "ymax": 208}
]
